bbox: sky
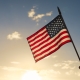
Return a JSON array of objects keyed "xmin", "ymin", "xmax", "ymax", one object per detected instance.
[{"xmin": 0, "ymin": 0, "xmax": 80, "ymax": 80}]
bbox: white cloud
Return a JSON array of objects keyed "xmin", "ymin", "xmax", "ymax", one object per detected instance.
[
  {"xmin": 52, "ymin": 55, "xmax": 57, "ymax": 58},
  {"xmin": 75, "ymin": 72, "xmax": 80, "ymax": 76},
  {"xmin": 65, "ymin": 70, "xmax": 74, "ymax": 75},
  {"xmin": 53, "ymin": 60, "xmax": 77, "ymax": 70},
  {"xmin": 2, "ymin": 66, "xmax": 25, "ymax": 71},
  {"xmin": 39, "ymin": 69, "xmax": 61, "ymax": 76},
  {"xmin": 53, "ymin": 63, "xmax": 61, "ymax": 67},
  {"xmin": 32, "ymin": 14, "xmax": 45, "ymax": 22},
  {"xmin": 44, "ymin": 20, "xmax": 47, "ymax": 22},
  {"xmin": 7, "ymin": 31, "xmax": 22, "ymax": 40},
  {"xmin": 28, "ymin": 9, "xmax": 35, "ymax": 18},
  {"xmin": 46, "ymin": 11, "xmax": 53, "ymax": 16},
  {"xmin": 33, "ymin": 6, "xmax": 37, "ymax": 8},
  {"xmin": 61, "ymin": 63, "xmax": 72, "ymax": 69},
  {"xmin": 11, "ymin": 62, "xmax": 20, "ymax": 64},
  {"xmin": 63, "ymin": 60, "xmax": 78, "ymax": 64},
  {"xmin": 28, "ymin": 8, "xmax": 53, "ymax": 22},
  {"xmin": 36, "ymin": 23, "xmax": 39, "ymax": 26}
]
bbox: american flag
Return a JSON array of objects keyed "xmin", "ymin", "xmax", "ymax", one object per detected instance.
[{"xmin": 27, "ymin": 15, "xmax": 72, "ymax": 62}]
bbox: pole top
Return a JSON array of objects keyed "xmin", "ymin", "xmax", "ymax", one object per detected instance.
[{"xmin": 57, "ymin": 6, "xmax": 61, "ymax": 15}]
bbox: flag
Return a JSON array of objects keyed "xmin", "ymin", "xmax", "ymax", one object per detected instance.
[{"xmin": 27, "ymin": 15, "xmax": 72, "ymax": 62}]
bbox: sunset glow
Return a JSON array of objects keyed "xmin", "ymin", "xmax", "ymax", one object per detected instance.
[{"xmin": 21, "ymin": 70, "xmax": 41, "ymax": 80}]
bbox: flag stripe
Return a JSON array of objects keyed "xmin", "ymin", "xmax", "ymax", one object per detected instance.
[
  {"xmin": 33, "ymin": 35, "xmax": 70, "ymax": 55},
  {"xmin": 31, "ymin": 30, "xmax": 69, "ymax": 51},
  {"xmin": 34, "ymin": 39, "xmax": 71, "ymax": 59},
  {"xmin": 27, "ymin": 26, "xmax": 45, "ymax": 41},
  {"xmin": 33, "ymin": 36, "xmax": 71, "ymax": 57},
  {"xmin": 35, "ymin": 40, "xmax": 71, "ymax": 62}
]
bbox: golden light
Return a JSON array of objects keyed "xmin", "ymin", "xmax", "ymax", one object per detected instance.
[{"xmin": 21, "ymin": 70, "xmax": 41, "ymax": 80}]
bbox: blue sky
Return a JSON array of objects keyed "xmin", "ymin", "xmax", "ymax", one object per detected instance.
[{"xmin": 0, "ymin": 0, "xmax": 80, "ymax": 80}]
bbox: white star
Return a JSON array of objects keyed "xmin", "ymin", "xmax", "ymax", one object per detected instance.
[{"xmin": 61, "ymin": 21, "xmax": 62, "ymax": 22}]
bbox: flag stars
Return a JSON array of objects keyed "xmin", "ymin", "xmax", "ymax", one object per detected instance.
[
  {"xmin": 46, "ymin": 15, "xmax": 66, "ymax": 38},
  {"xmin": 58, "ymin": 25, "xmax": 60, "ymax": 26},
  {"xmin": 51, "ymin": 23, "xmax": 54, "ymax": 24},
  {"xmin": 57, "ymin": 21, "xmax": 58, "ymax": 22}
]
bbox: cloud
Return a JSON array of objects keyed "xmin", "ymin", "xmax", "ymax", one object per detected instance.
[
  {"xmin": 32, "ymin": 14, "xmax": 45, "ymax": 22},
  {"xmin": 28, "ymin": 9, "xmax": 35, "ymax": 18},
  {"xmin": 52, "ymin": 55, "xmax": 57, "ymax": 58},
  {"xmin": 11, "ymin": 62, "xmax": 20, "ymax": 64},
  {"xmin": 61, "ymin": 63, "xmax": 75, "ymax": 69},
  {"xmin": 63, "ymin": 60, "xmax": 78, "ymax": 64},
  {"xmin": 2, "ymin": 66, "xmax": 25, "ymax": 71},
  {"xmin": 39, "ymin": 69, "xmax": 61, "ymax": 76},
  {"xmin": 46, "ymin": 11, "xmax": 53, "ymax": 16},
  {"xmin": 28, "ymin": 8, "xmax": 53, "ymax": 22},
  {"xmin": 53, "ymin": 63, "xmax": 61, "ymax": 67},
  {"xmin": 36, "ymin": 23, "xmax": 39, "ymax": 26},
  {"xmin": 44, "ymin": 20, "xmax": 47, "ymax": 22},
  {"xmin": 65, "ymin": 70, "xmax": 74, "ymax": 75},
  {"xmin": 33, "ymin": 6, "xmax": 37, "ymax": 9},
  {"xmin": 7, "ymin": 31, "xmax": 22, "ymax": 40},
  {"xmin": 53, "ymin": 60, "xmax": 77, "ymax": 70},
  {"xmin": 75, "ymin": 72, "xmax": 80, "ymax": 76}
]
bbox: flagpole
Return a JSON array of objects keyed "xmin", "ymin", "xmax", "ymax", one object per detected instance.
[{"xmin": 57, "ymin": 7, "xmax": 80, "ymax": 68}]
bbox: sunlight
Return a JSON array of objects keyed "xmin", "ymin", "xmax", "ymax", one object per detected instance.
[{"xmin": 21, "ymin": 70, "xmax": 41, "ymax": 80}]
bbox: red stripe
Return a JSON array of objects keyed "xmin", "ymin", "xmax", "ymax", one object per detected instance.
[
  {"xmin": 27, "ymin": 26, "xmax": 45, "ymax": 40},
  {"xmin": 33, "ymin": 36, "xmax": 70, "ymax": 56},
  {"xmin": 35, "ymin": 40, "xmax": 71, "ymax": 62},
  {"xmin": 31, "ymin": 30, "xmax": 68, "ymax": 49}
]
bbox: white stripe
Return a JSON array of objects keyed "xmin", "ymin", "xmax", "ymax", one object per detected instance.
[
  {"xmin": 28, "ymin": 28, "xmax": 46, "ymax": 41},
  {"xmin": 35, "ymin": 38, "xmax": 70, "ymax": 60},
  {"xmin": 32, "ymin": 29, "xmax": 69, "ymax": 53}
]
